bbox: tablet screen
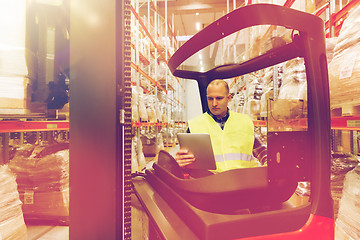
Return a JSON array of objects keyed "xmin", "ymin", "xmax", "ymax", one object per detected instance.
[{"xmin": 177, "ymin": 133, "xmax": 217, "ymax": 170}]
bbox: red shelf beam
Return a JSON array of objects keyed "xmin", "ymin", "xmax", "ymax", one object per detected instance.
[
  {"xmin": 0, "ymin": 121, "xmax": 69, "ymax": 133},
  {"xmin": 253, "ymin": 116, "xmax": 360, "ymax": 130},
  {"xmin": 2, "ymin": 116, "xmax": 359, "ymax": 133},
  {"xmin": 331, "ymin": 116, "xmax": 360, "ymax": 130}
]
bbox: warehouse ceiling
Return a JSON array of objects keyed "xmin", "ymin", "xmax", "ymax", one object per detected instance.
[{"xmin": 155, "ymin": 0, "xmax": 246, "ymax": 37}]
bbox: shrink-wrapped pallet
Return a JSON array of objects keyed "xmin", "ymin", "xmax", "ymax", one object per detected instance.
[
  {"xmin": 335, "ymin": 165, "xmax": 360, "ymax": 240},
  {"xmin": 331, "ymin": 152, "xmax": 359, "ymax": 219},
  {"xmin": 0, "ymin": 0, "xmax": 31, "ymax": 114},
  {"xmin": 0, "ymin": 165, "xmax": 27, "ymax": 240},
  {"xmin": 9, "ymin": 143, "xmax": 69, "ymax": 224},
  {"xmin": 329, "ymin": 4, "xmax": 360, "ymax": 109},
  {"xmin": 294, "ymin": 152, "xmax": 359, "ymax": 220},
  {"xmin": 326, "ymin": 37, "xmax": 338, "ymax": 64}
]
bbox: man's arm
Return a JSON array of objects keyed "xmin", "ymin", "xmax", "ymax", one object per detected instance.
[{"xmin": 253, "ymin": 134, "xmax": 267, "ymax": 165}]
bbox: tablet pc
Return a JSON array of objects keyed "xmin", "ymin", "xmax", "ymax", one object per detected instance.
[{"xmin": 177, "ymin": 133, "xmax": 217, "ymax": 170}]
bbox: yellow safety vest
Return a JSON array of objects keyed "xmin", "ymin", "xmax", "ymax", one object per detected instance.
[{"xmin": 188, "ymin": 111, "xmax": 257, "ymax": 172}]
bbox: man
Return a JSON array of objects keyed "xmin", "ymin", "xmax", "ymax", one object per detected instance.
[{"xmin": 175, "ymin": 79, "xmax": 266, "ymax": 172}]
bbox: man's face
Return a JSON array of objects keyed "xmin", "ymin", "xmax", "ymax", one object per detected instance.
[{"xmin": 206, "ymin": 84, "xmax": 231, "ymax": 118}]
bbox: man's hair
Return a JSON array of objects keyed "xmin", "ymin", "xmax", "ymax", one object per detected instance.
[{"xmin": 207, "ymin": 79, "xmax": 230, "ymax": 95}]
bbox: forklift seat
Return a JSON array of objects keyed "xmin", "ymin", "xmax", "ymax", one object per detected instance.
[{"xmin": 148, "ymin": 150, "xmax": 298, "ymax": 213}]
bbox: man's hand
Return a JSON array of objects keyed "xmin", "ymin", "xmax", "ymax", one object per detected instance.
[{"xmin": 175, "ymin": 149, "xmax": 196, "ymax": 167}]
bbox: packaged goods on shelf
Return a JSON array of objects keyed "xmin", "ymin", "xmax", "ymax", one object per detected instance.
[
  {"xmin": 0, "ymin": 77, "xmax": 30, "ymax": 114},
  {"xmin": 0, "ymin": 165, "xmax": 27, "ymax": 240},
  {"xmin": 335, "ymin": 164, "xmax": 360, "ymax": 240},
  {"xmin": 160, "ymin": 101, "xmax": 168, "ymax": 123},
  {"xmin": 229, "ymin": 92, "xmax": 245, "ymax": 114},
  {"xmin": 137, "ymin": 135, "xmax": 147, "ymax": 170},
  {"xmin": 0, "ymin": 0, "xmax": 28, "ymax": 76},
  {"xmin": 329, "ymin": 4, "xmax": 360, "ymax": 109},
  {"xmin": 326, "ymin": 37, "xmax": 338, "ymax": 64},
  {"xmin": 138, "ymin": 89, "xmax": 148, "ymax": 122},
  {"xmin": 172, "ymin": 105, "xmax": 184, "ymax": 122},
  {"xmin": 268, "ymin": 58, "xmax": 307, "ymax": 120},
  {"xmin": 131, "ymin": 85, "xmax": 140, "ymax": 122},
  {"xmin": 249, "ymin": 36, "xmax": 262, "ymax": 60},
  {"xmin": 131, "ymin": 138, "xmax": 139, "ymax": 173},
  {"xmin": 155, "ymin": 99, "xmax": 162, "ymax": 123},
  {"xmin": 8, "ymin": 143, "xmax": 69, "ymax": 224},
  {"xmin": 141, "ymin": 134, "xmax": 157, "ymax": 158},
  {"xmin": 155, "ymin": 132, "xmax": 165, "ymax": 154},
  {"xmin": 143, "ymin": 94, "xmax": 161, "ymax": 123},
  {"xmin": 146, "ymin": 105, "xmax": 156, "ymax": 123},
  {"xmin": 263, "ymin": 36, "xmax": 288, "ymax": 54},
  {"xmin": 278, "ymin": 58, "xmax": 307, "ymax": 100},
  {"xmin": 260, "ymin": 67, "xmax": 275, "ymax": 118},
  {"xmin": 132, "ymin": 135, "xmax": 146, "ymax": 172},
  {"xmin": 243, "ymin": 75, "xmax": 261, "ymax": 120}
]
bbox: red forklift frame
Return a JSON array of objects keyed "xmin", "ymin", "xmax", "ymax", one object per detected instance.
[{"xmin": 133, "ymin": 4, "xmax": 334, "ymax": 239}]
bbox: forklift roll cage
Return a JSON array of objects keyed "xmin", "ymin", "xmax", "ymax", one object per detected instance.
[
  {"xmin": 169, "ymin": 2, "xmax": 332, "ymax": 218},
  {"xmin": 134, "ymin": 4, "xmax": 334, "ymax": 240}
]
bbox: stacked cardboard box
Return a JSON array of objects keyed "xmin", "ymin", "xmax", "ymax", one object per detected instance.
[
  {"xmin": 329, "ymin": 4, "xmax": 360, "ymax": 110},
  {"xmin": 0, "ymin": 165, "xmax": 27, "ymax": 240},
  {"xmin": 0, "ymin": 0, "xmax": 33, "ymax": 115}
]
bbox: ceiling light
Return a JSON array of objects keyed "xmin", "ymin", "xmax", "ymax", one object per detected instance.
[{"xmin": 196, "ymin": 22, "xmax": 201, "ymax": 31}]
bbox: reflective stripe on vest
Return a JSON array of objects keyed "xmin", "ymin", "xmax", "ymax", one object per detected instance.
[
  {"xmin": 188, "ymin": 111, "xmax": 256, "ymax": 172},
  {"xmin": 214, "ymin": 153, "xmax": 253, "ymax": 162}
]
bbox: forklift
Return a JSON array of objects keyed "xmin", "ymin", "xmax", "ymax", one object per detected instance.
[{"xmin": 132, "ymin": 4, "xmax": 334, "ymax": 239}]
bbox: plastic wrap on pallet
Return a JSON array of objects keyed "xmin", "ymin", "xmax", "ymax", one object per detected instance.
[
  {"xmin": 0, "ymin": 165, "xmax": 27, "ymax": 240},
  {"xmin": 335, "ymin": 164, "xmax": 360, "ymax": 240},
  {"xmin": 295, "ymin": 152, "xmax": 359, "ymax": 220},
  {"xmin": 326, "ymin": 37, "xmax": 338, "ymax": 64},
  {"xmin": 328, "ymin": 4, "xmax": 360, "ymax": 108},
  {"xmin": 8, "ymin": 143, "xmax": 69, "ymax": 223},
  {"xmin": 331, "ymin": 152, "xmax": 360, "ymax": 219}
]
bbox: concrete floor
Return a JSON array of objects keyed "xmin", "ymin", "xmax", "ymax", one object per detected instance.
[{"xmin": 26, "ymin": 225, "xmax": 69, "ymax": 240}]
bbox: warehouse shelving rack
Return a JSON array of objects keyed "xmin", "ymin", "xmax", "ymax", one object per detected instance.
[{"xmin": 130, "ymin": 0, "xmax": 188, "ymax": 166}]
